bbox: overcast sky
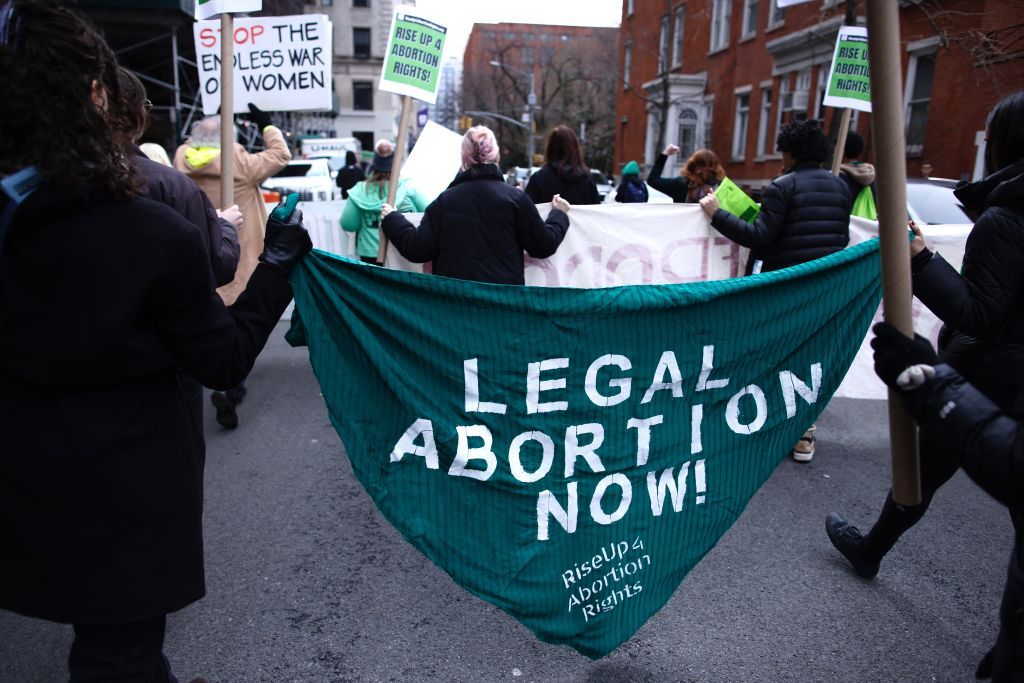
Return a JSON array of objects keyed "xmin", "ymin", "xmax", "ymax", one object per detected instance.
[{"xmin": 412, "ymin": 0, "xmax": 622, "ymax": 60}]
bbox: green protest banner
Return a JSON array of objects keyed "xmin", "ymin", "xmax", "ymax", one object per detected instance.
[
  {"xmin": 824, "ymin": 25, "xmax": 872, "ymax": 112},
  {"xmin": 714, "ymin": 177, "xmax": 759, "ymax": 223},
  {"xmin": 287, "ymin": 240, "xmax": 882, "ymax": 658},
  {"xmin": 195, "ymin": 0, "xmax": 261, "ymax": 21},
  {"xmin": 378, "ymin": 5, "xmax": 447, "ymax": 104}
]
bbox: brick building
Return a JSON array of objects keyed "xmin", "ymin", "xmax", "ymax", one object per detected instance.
[
  {"xmin": 463, "ymin": 23, "xmax": 619, "ymax": 170},
  {"xmin": 615, "ymin": 0, "xmax": 1024, "ymax": 191}
]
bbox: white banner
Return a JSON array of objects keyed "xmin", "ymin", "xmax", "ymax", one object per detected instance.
[{"xmin": 194, "ymin": 15, "xmax": 333, "ymax": 115}]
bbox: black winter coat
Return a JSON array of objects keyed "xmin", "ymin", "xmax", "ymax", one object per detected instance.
[
  {"xmin": 615, "ymin": 176, "xmax": 649, "ymax": 203},
  {"xmin": 911, "ymin": 160, "xmax": 1024, "ymax": 390},
  {"xmin": 382, "ymin": 163, "xmax": 569, "ymax": 285},
  {"xmin": 906, "ymin": 365, "xmax": 1024, "ymax": 681},
  {"xmin": 0, "ymin": 184, "xmax": 293, "ymax": 624},
  {"xmin": 646, "ymin": 153, "xmax": 692, "ymax": 203},
  {"xmin": 133, "ymin": 147, "xmax": 239, "ymax": 287},
  {"xmin": 524, "ymin": 163, "xmax": 601, "ymax": 206},
  {"xmin": 336, "ymin": 163, "xmax": 365, "ymax": 199},
  {"xmin": 711, "ymin": 162, "xmax": 851, "ymax": 274}
]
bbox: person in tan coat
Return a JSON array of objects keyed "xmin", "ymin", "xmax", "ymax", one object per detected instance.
[{"xmin": 174, "ymin": 104, "xmax": 292, "ymax": 428}]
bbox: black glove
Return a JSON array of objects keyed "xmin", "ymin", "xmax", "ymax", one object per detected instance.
[
  {"xmin": 870, "ymin": 322, "xmax": 939, "ymax": 389},
  {"xmin": 259, "ymin": 208, "xmax": 312, "ymax": 278},
  {"xmin": 247, "ymin": 103, "xmax": 273, "ymax": 130}
]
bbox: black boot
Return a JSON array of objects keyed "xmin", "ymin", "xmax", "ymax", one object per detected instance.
[
  {"xmin": 825, "ymin": 512, "xmax": 880, "ymax": 579},
  {"xmin": 210, "ymin": 391, "xmax": 238, "ymax": 429}
]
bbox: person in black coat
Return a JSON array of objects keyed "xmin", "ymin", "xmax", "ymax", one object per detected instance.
[
  {"xmin": 869, "ymin": 321, "xmax": 1024, "ymax": 681},
  {"xmin": 381, "ymin": 125, "xmax": 570, "ymax": 285},
  {"xmin": 524, "ymin": 124, "xmax": 601, "ymax": 206},
  {"xmin": 648, "ymin": 145, "xmax": 724, "ymax": 203},
  {"xmin": 700, "ymin": 118, "xmax": 851, "ymax": 275},
  {"xmin": 700, "ymin": 118, "xmax": 850, "ymax": 463},
  {"xmin": 116, "ymin": 67, "xmax": 240, "ymax": 287},
  {"xmin": 335, "ymin": 149, "xmax": 365, "ymax": 199},
  {"xmin": 0, "ymin": 3, "xmax": 312, "ymax": 680},
  {"xmin": 827, "ymin": 90, "xmax": 1024, "ymax": 581}
]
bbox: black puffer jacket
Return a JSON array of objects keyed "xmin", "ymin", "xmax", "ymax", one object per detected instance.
[
  {"xmin": 912, "ymin": 159, "xmax": 1024, "ymax": 388},
  {"xmin": 133, "ymin": 147, "xmax": 239, "ymax": 286},
  {"xmin": 710, "ymin": 162, "xmax": 851, "ymax": 274},
  {"xmin": 381, "ymin": 163, "xmax": 569, "ymax": 285},
  {"xmin": 524, "ymin": 163, "xmax": 601, "ymax": 206},
  {"xmin": 904, "ymin": 365, "xmax": 1024, "ymax": 681}
]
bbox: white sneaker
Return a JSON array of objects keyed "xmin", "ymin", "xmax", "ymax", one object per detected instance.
[{"xmin": 792, "ymin": 425, "xmax": 816, "ymax": 462}]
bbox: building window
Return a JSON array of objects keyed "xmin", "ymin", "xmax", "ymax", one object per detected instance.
[
  {"xmin": 353, "ymin": 28, "xmax": 371, "ymax": 59},
  {"xmin": 627, "ymin": 0, "xmax": 634, "ymax": 16},
  {"xmin": 352, "ymin": 0, "xmax": 368, "ymax": 6},
  {"xmin": 521, "ymin": 47, "xmax": 534, "ymax": 66},
  {"xmin": 353, "ymin": 81, "xmax": 373, "ymax": 111},
  {"xmin": 732, "ymin": 91, "xmax": 751, "ymax": 159},
  {"xmin": 321, "ymin": 0, "xmax": 333, "ymax": 6},
  {"xmin": 672, "ymin": 9, "xmax": 685, "ymax": 68},
  {"xmin": 905, "ymin": 51, "xmax": 936, "ymax": 157},
  {"xmin": 659, "ymin": 16, "xmax": 669, "ymax": 72},
  {"xmin": 541, "ymin": 46, "xmax": 555, "ymax": 65},
  {"xmin": 756, "ymin": 86, "xmax": 772, "ymax": 158},
  {"xmin": 768, "ymin": 0, "xmax": 785, "ymax": 29},
  {"xmin": 710, "ymin": 0, "xmax": 732, "ymax": 52},
  {"xmin": 703, "ymin": 100, "xmax": 714, "ymax": 150},
  {"xmin": 624, "ymin": 41, "xmax": 632, "ymax": 89},
  {"xmin": 741, "ymin": 0, "xmax": 758, "ymax": 39},
  {"xmin": 677, "ymin": 108, "xmax": 699, "ymax": 160},
  {"xmin": 353, "ymin": 131, "xmax": 374, "ymax": 153}
]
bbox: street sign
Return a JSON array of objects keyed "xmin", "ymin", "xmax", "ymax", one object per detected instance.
[
  {"xmin": 195, "ymin": 0, "xmax": 261, "ymax": 20},
  {"xmin": 823, "ymin": 25, "xmax": 872, "ymax": 112},
  {"xmin": 378, "ymin": 5, "xmax": 448, "ymax": 105}
]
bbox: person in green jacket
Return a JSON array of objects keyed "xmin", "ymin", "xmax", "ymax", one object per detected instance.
[{"xmin": 341, "ymin": 138, "xmax": 427, "ymax": 264}]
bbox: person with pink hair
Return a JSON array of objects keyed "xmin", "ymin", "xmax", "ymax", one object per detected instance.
[{"xmin": 381, "ymin": 125, "xmax": 571, "ymax": 285}]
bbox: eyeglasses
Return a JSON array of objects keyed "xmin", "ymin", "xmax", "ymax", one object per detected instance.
[{"xmin": 144, "ymin": 99, "xmax": 153, "ymax": 111}]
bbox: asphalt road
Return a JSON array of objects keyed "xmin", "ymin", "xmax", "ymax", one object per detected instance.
[{"xmin": 1, "ymin": 322, "xmax": 1010, "ymax": 682}]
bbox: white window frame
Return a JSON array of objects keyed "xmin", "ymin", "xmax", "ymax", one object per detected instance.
[
  {"xmin": 767, "ymin": 0, "xmax": 785, "ymax": 31},
  {"xmin": 732, "ymin": 87, "xmax": 752, "ymax": 160},
  {"xmin": 672, "ymin": 9, "xmax": 685, "ymax": 68},
  {"xmin": 710, "ymin": 0, "xmax": 732, "ymax": 53},
  {"xmin": 659, "ymin": 16, "xmax": 670, "ymax": 73},
  {"xmin": 627, "ymin": 0, "xmax": 634, "ymax": 16},
  {"xmin": 756, "ymin": 82, "xmax": 772, "ymax": 159},
  {"xmin": 703, "ymin": 98, "xmax": 715, "ymax": 151},
  {"xmin": 903, "ymin": 39, "xmax": 940, "ymax": 157},
  {"xmin": 741, "ymin": 0, "xmax": 759, "ymax": 41}
]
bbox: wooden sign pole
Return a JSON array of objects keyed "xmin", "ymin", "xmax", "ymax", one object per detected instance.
[
  {"xmin": 219, "ymin": 12, "xmax": 235, "ymax": 208},
  {"xmin": 866, "ymin": 0, "xmax": 921, "ymax": 505},
  {"xmin": 831, "ymin": 108, "xmax": 852, "ymax": 175},
  {"xmin": 377, "ymin": 94, "xmax": 414, "ymax": 265}
]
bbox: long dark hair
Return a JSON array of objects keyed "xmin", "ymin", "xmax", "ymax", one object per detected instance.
[
  {"xmin": 114, "ymin": 67, "xmax": 148, "ymax": 145},
  {"xmin": 984, "ymin": 90, "xmax": 1024, "ymax": 176},
  {"xmin": 0, "ymin": 0, "xmax": 139, "ymax": 199},
  {"xmin": 544, "ymin": 124, "xmax": 589, "ymax": 175}
]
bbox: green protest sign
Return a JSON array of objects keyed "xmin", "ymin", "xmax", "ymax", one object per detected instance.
[
  {"xmin": 195, "ymin": 0, "xmax": 261, "ymax": 21},
  {"xmin": 715, "ymin": 177, "xmax": 759, "ymax": 223},
  {"xmin": 378, "ymin": 5, "xmax": 447, "ymax": 104},
  {"xmin": 824, "ymin": 25, "xmax": 872, "ymax": 112},
  {"xmin": 287, "ymin": 240, "xmax": 882, "ymax": 658}
]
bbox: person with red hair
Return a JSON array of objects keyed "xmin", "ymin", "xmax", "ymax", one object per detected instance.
[{"xmin": 648, "ymin": 144, "xmax": 725, "ymax": 203}]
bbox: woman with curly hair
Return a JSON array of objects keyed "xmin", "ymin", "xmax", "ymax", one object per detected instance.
[
  {"xmin": 647, "ymin": 145, "xmax": 725, "ymax": 203},
  {"xmin": 0, "ymin": 1, "xmax": 310, "ymax": 679},
  {"xmin": 699, "ymin": 117, "xmax": 851, "ymax": 463}
]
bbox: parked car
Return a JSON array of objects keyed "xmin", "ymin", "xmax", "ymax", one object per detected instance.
[
  {"xmin": 262, "ymin": 158, "xmax": 335, "ymax": 202},
  {"xmin": 906, "ymin": 177, "xmax": 975, "ymax": 225}
]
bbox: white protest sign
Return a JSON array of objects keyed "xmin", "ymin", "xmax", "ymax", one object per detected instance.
[
  {"xmin": 399, "ymin": 121, "xmax": 463, "ymax": 204},
  {"xmin": 194, "ymin": 15, "xmax": 332, "ymax": 115},
  {"xmin": 775, "ymin": 0, "xmax": 814, "ymax": 6},
  {"xmin": 195, "ymin": 0, "xmax": 261, "ymax": 20},
  {"xmin": 823, "ymin": 25, "xmax": 872, "ymax": 112},
  {"xmin": 378, "ymin": 5, "xmax": 448, "ymax": 104}
]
